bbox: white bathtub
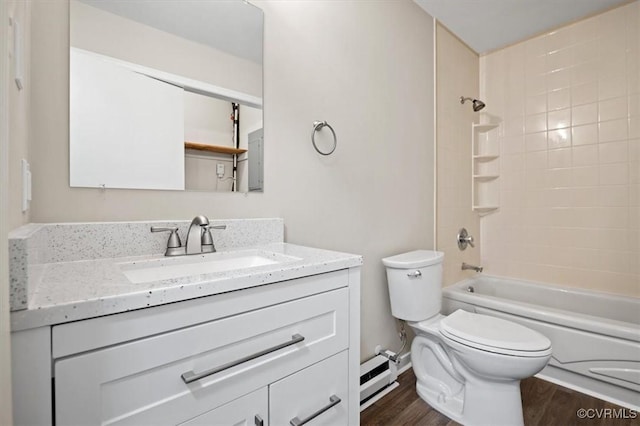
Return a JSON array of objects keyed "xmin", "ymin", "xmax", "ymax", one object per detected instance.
[{"xmin": 442, "ymin": 275, "xmax": 640, "ymax": 411}]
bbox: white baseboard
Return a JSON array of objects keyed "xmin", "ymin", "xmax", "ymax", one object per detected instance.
[{"xmin": 360, "ymin": 381, "xmax": 399, "ymax": 412}]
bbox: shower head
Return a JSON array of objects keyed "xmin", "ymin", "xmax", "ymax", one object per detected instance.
[{"xmin": 460, "ymin": 96, "xmax": 486, "ymax": 112}]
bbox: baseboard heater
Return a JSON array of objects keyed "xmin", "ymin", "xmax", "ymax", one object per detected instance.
[{"xmin": 359, "ymin": 355, "xmax": 399, "ymax": 411}]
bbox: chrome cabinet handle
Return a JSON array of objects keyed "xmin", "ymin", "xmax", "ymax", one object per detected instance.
[
  {"xmin": 181, "ymin": 334, "xmax": 305, "ymax": 384},
  {"xmin": 407, "ymin": 270, "xmax": 422, "ymax": 278},
  {"xmin": 290, "ymin": 395, "xmax": 342, "ymax": 426},
  {"xmin": 255, "ymin": 415, "xmax": 264, "ymax": 426}
]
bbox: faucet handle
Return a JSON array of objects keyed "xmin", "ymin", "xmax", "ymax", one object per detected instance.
[
  {"xmin": 457, "ymin": 228, "xmax": 475, "ymax": 250},
  {"xmin": 201, "ymin": 225, "xmax": 226, "ymax": 253},
  {"xmin": 151, "ymin": 226, "xmax": 182, "ymax": 249},
  {"xmin": 204, "ymin": 225, "xmax": 227, "ymax": 231}
]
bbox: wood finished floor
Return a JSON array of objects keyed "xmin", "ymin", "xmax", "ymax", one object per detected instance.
[{"xmin": 361, "ymin": 369, "xmax": 639, "ymax": 426}]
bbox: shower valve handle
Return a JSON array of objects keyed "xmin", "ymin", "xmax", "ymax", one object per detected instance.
[{"xmin": 457, "ymin": 228, "xmax": 475, "ymax": 250}]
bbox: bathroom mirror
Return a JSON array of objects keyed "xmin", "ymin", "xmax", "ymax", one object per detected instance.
[{"xmin": 69, "ymin": 0, "xmax": 264, "ymax": 192}]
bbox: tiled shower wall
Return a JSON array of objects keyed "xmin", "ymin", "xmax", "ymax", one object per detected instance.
[
  {"xmin": 436, "ymin": 24, "xmax": 481, "ymax": 285},
  {"xmin": 480, "ymin": 2, "xmax": 639, "ymax": 296}
]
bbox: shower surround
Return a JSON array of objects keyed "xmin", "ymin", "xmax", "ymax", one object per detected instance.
[{"xmin": 479, "ymin": 1, "xmax": 639, "ymax": 296}]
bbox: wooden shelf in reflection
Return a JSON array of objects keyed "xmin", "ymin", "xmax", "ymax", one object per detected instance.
[{"xmin": 184, "ymin": 141, "xmax": 247, "ymax": 155}]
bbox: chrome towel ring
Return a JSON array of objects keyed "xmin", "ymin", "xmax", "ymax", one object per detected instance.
[{"xmin": 311, "ymin": 121, "xmax": 337, "ymax": 156}]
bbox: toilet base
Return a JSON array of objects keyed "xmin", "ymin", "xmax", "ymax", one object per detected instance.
[
  {"xmin": 410, "ymin": 326, "xmax": 530, "ymax": 426},
  {"xmin": 415, "ymin": 371, "xmax": 525, "ymax": 426},
  {"xmin": 460, "ymin": 377, "xmax": 524, "ymax": 426},
  {"xmin": 415, "ymin": 381, "xmax": 464, "ymax": 423}
]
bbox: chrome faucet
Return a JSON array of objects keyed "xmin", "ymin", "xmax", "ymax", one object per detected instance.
[
  {"xmin": 461, "ymin": 262, "xmax": 483, "ymax": 273},
  {"xmin": 185, "ymin": 215, "xmax": 210, "ymax": 255},
  {"xmin": 151, "ymin": 216, "xmax": 226, "ymax": 256}
]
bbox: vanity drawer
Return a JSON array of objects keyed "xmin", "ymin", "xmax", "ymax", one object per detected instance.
[
  {"xmin": 54, "ymin": 288, "xmax": 348, "ymax": 425},
  {"xmin": 178, "ymin": 387, "xmax": 268, "ymax": 426},
  {"xmin": 270, "ymin": 350, "xmax": 349, "ymax": 426}
]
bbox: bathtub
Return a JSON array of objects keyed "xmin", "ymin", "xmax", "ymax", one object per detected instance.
[{"xmin": 442, "ymin": 275, "xmax": 640, "ymax": 411}]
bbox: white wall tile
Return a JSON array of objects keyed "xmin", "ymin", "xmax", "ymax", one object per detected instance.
[
  {"xmin": 599, "ymin": 118, "xmax": 628, "ymax": 142},
  {"xmin": 548, "ymin": 108, "xmax": 571, "ymax": 130},
  {"xmin": 547, "ymin": 47, "xmax": 573, "ymax": 72},
  {"xmin": 548, "ymin": 147, "xmax": 572, "ymax": 168},
  {"xmin": 548, "ymin": 128, "xmax": 571, "ymax": 149},
  {"xmin": 525, "ymin": 113, "xmax": 547, "ymax": 133},
  {"xmin": 598, "ymin": 141, "xmax": 628, "ymax": 164},
  {"xmin": 525, "ymin": 131, "xmax": 547, "ymax": 151},
  {"xmin": 526, "ymin": 94, "xmax": 547, "ymax": 115},
  {"xmin": 572, "ymin": 123, "xmax": 598, "ymax": 146},
  {"xmin": 479, "ymin": 2, "xmax": 639, "ymax": 296},
  {"xmin": 599, "ymin": 163, "xmax": 628, "ymax": 185},
  {"xmin": 526, "ymin": 74, "xmax": 547, "ymax": 96},
  {"xmin": 599, "ymin": 96, "xmax": 628, "ymax": 121},
  {"xmin": 599, "ymin": 72, "xmax": 627, "ymax": 100},
  {"xmin": 572, "ymin": 103, "xmax": 598, "ymax": 126},
  {"xmin": 548, "ymin": 88, "xmax": 571, "ymax": 111},
  {"xmin": 547, "ymin": 67, "xmax": 572, "ymax": 91},
  {"xmin": 571, "ymin": 81, "xmax": 598, "ymax": 106},
  {"xmin": 572, "ymin": 145, "xmax": 599, "ymax": 167}
]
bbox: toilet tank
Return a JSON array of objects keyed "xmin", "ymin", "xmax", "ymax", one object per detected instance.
[{"xmin": 382, "ymin": 250, "xmax": 444, "ymax": 322}]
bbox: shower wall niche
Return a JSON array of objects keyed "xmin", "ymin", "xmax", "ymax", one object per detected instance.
[{"xmin": 472, "ymin": 121, "xmax": 500, "ymax": 214}]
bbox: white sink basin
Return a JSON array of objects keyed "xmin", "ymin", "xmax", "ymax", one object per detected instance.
[{"xmin": 119, "ymin": 249, "xmax": 300, "ymax": 283}]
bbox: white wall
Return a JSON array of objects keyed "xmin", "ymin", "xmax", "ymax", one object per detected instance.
[
  {"xmin": 28, "ymin": 0, "xmax": 436, "ymax": 360},
  {"xmin": 1, "ymin": 2, "xmax": 15, "ymax": 422},
  {"xmin": 184, "ymin": 93, "xmax": 235, "ymax": 145},
  {"xmin": 8, "ymin": 0, "xmax": 30, "ymax": 230}
]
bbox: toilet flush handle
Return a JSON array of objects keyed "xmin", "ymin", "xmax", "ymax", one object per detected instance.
[{"xmin": 407, "ymin": 270, "xmax": 422, "ymax": 278}]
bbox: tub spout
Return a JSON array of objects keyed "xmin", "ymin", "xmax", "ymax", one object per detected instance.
[{"xmin": 462, "ymin": 262, "xmax": 483, "ymax": 273}]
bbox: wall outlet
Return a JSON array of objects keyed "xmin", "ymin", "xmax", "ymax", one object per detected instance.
[{"xmin": 216, "ymin": 163, "xmax": 225, "ymax": 177}]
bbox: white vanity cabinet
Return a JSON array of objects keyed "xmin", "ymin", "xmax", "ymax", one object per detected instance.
[{"xmin": 12, "ymin": 268, "xmax": 361, "ymax": 426}]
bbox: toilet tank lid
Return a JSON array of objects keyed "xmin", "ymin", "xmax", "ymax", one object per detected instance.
[{"xmin": 382, "ymin": 250, "xmax": 444, "ymax": 268}]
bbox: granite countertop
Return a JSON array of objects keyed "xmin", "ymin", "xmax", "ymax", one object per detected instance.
[{"xmin": 11, "ymin": 243, "xmax": 362, "ymax": 331}]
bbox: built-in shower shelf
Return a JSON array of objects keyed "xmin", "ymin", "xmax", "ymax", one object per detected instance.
[
  {"xmin": 473, "ymin": 155, "xmax": 499, "ymax": 161},
  {"xmin": 473, "ymin": 174, "xmax": 499, "ymax": 181},
  {"xmin": 184, "ymin": 142, "xmax": 247, "ymax": 155},
  {"xmin": 472, "ymin": 206, "xmax": 499, "ymax": 214},
  {"xmin": 471, "ymin": 120, "xmax": 501, "ymax": 215},
  {"xmin": 472, "ymin": 123, "xmax": 499, "ymax": 133}
]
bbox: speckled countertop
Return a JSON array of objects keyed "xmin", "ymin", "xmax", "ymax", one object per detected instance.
[{"xmin": 10, "ymin": 243, "xmax": 362, "ymax": 331}]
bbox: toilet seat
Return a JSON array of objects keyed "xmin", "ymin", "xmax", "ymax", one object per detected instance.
[{"xmin": 439, "ymin": 310, "xmax": 551, "ymax": 357}]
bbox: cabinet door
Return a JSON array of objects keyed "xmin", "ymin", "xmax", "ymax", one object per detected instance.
[
  {"xmin": 179, "ymin": 387, "xmax": 267, "ymax": 426},
  {"xmin": 270, "ymin": 351, "xmax": 349, "ymax": 426}
]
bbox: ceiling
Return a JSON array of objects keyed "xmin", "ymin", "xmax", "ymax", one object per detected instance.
[
  {"xmin": 414, "ymin": 0, "xmax": 632, "ymax": 54},
  {"xmin": 79, "ymin": 0, "xmax": 263, "ymax": 64}
]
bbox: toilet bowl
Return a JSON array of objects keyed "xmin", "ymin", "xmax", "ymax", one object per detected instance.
[{"xmin": 382, "ymin": 250, "xmax": 551, "ymax": 426}]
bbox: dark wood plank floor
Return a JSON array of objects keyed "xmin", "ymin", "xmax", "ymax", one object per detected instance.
[{"xmin": 361, "ymin": 369, "xmax": 639, "ymax": 426}]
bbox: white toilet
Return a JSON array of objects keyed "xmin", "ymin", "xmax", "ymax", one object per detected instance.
[{"xmin": 382, "ymin": 250, "xmax": 552, "ymax": 426}]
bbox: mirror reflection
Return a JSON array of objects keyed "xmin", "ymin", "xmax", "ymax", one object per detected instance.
[{"xmin": 69, "ymin": 0, "xmax": 264, "ymax": 192}]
